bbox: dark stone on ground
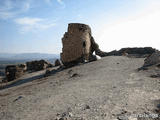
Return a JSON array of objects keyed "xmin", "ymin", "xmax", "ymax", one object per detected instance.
[
  {"xmin": 55, "ymin": 59, "xmax": 61, "ymax": 66},
  {"xmin": 85, "ymin": 105, "xmax": 90, "ymax": 109},
  {"xmin": 70, "ymin": 73, "xmax": 79, "ymax": 78},
  {"xmin": 143, "ymin": 51, "xmax": 160, "ymax": 67},
  {"xmin": 13, "ymin": 96, "xmax": 23, "ymax": 102},
  {"xmin": 44, "ymin": 69, "xmax": 52, "ymax": 77},
  {"xmin": 150, "ymin": 74, "xmax": 160, "ymax": 78},
  {"xmin": 88, "ymin": 54, "xmax": 97, "ymax": 62}
]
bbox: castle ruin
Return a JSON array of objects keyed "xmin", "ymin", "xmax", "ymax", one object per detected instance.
[{"xmin": 61, "ymin": 23, "xmax": 107, "ymax": 66}]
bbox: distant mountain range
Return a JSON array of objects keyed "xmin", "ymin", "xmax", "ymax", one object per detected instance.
[{"xmin": 0, "ymin": 53, "xmax": 60, "ymax": 63}]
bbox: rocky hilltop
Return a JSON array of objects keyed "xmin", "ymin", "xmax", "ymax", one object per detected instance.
[
  {"xmin": 0, "ymin": 23, "xmax": 160, "ymax": 120},
  {"xmin": 0, "ymin": 56, "xmax": 160, "ymax": 120}
]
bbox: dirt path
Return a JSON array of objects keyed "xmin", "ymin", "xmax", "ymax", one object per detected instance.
[{"xmin": 0, "ymin": 56, "xmax": 160, "ymax": 120}]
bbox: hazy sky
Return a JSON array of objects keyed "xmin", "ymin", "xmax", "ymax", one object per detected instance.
[{"xmin": 0, "ymin": 0, "xmax": 160, "ymax": 54}]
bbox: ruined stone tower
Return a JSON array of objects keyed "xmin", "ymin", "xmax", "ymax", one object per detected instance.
[{"xmin": 61, "ymin": 23, "xmax": 92, "ymax": 65}]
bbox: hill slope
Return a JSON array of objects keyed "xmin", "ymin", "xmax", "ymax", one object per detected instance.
[{"xmin": 0, "ymin": 56, "xmax": 159, "ymax": 120}]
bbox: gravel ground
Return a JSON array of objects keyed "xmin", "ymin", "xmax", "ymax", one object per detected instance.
[{"xmin": 0, "ymin": 56, "xmax": 160, "ymax": 120}]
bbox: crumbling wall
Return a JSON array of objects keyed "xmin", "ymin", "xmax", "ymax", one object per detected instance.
[
  {"xmin": 61, "ymin": 23, "xmax": 92, "ymax": 65},
  {"xmin": 26, "ymin": 60, "xmax": 52, "ymax": 71},
  {"xmin": 61, "ymin": 23, "xmax": 108, "ymax": 66},
  {"xmin": 106, "ymin": 47, "xmax": 156, "ymax": 56},
  {"xmin": 5, "ymin": 65, "xmax": 24, "ymax": 82}
]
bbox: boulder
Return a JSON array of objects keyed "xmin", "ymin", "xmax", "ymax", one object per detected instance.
[
  {"xmin": 55, "ymin": 59, "xmax": 61, "ymax": 66},
  {"xmin": 44, "ymin": 69, "xmax": 52, "ymax": 77},
  {"xmin": 5, "ymin": 65, "xmax": 24, "ymax": 82},
  {"xmin": 143, "ymin": 51, "xmax": 160, "ymax": 67},
  {"xmin": 26, "ymin": 60, "xmax": 52, "ymax": 72}
]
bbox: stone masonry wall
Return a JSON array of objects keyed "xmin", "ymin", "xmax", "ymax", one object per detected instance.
[{"xmin": 61, "ymin": 23, "xmax": 92, "ymax": 64}]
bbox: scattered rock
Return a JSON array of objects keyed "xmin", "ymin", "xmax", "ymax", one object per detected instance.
[
  {"xmin": 44, "ymin": 69, "xmax": 52, "ymax": 77},
  {"xmin": 70, "ymin": 73, "xmax": 79, "ymax": 78},
  {"xmin": 68, "ymin": 69, "xmax": 73, "ymax": 74},
  {"xmin": 84, "ymin": 105, "xmax": 90, "ymax": 110},
  {"xmin": 150, "ymin": 74, "xmax": 160, "ymax": 78},
  {"xmin": 155, "ymin": 103, "xmax": 160, "ymax": 114},
  {"xmin": 68, "ymin": 112, "xmax": 73, "ymax": 117},
  {"xmin": 60, "ymin": 118, "xmax": 67, "ymax": 120},
  {"xmin": 156, "ymin": 64, "xmax": 160, "ymax": 68},
  {"xmin": 56, "ymin": 117, "xmax": 68, "ymax": 120},
  {"xmin": 157, "ymin": 104, "xmax": 160, "ymax": 109},
  {"xmin": 155, "ymin": 109, "xmax": 160, "ymax": 113},
  {"xmin": 86, "ymin": 105, "xmax": 90, "ymax": 109},
  {"xmin": 138, "ymin": 67, "xmax": 148, "ymax": 71},
  {"xmin": 55, "ymin": 111, "xmax": 73, "ymax": 120},
  {"xmin": 44, "ymin": 67, "xmax": 63, "ymax": 77},
  {"xmin": 138, "ymin": 51, "xmax": 160, "ymax": 70},
  {"xmin": 13, "ymin": 96, "xmax": 23, "ymax": 102},
  {"xmin": 116, "ymin": 110, "xmax": 129, "ymax": 120},
  {"xmin": 117, "ymin": 116, "xmax": 128, "ymax": 120},
  {"xmin": 143, "ymin": 51, "xmax": 160, "ymax": 67},
  {"xmin": 55, "ymin": 59, "xmax": 62, "ymax": 66}
]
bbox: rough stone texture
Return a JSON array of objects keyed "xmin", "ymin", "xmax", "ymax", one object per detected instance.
[
  {"xmin": 61, "ymin": 23, "xmax": 107, "ymax": 66},
  {"xmin": 5, "ymin": 65, "xmax": 24, "ymax": 82},
  {"xmin": 55, "ymin": 59, "xmax": 61, "ymax": 66},
  {"xmin": 143, "ymin": 51, "xmax": 160, "ymax": 67},
  {"xmin": 26, "ymin": 60, "xmax": 52, "ymax": 72},
  {"xmin": 90, "ymin": 37, "xmax": 108, "ymax": 57},
  {"xmin": 18, "ymin": 64, "xmax": 27, "ymax": 72},
  {"xmin": 61, "ymin": 23, "xmax": 92, "ymax": 65},
  {"xmin": 106, "ymin": 47, "xmax": 156, "ymax": 57},
  {"xmin": 44, "ymin": 69, "xmax": 52, "ymax": 77},
  {"xmin": 61, "ymin": 24, "xmax": 155, "ymax": 66}
]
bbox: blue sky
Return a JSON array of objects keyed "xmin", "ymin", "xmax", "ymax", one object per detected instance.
[{"xmin": 0, "ymin": 0, "xmax": 160, "ymax": 54}]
